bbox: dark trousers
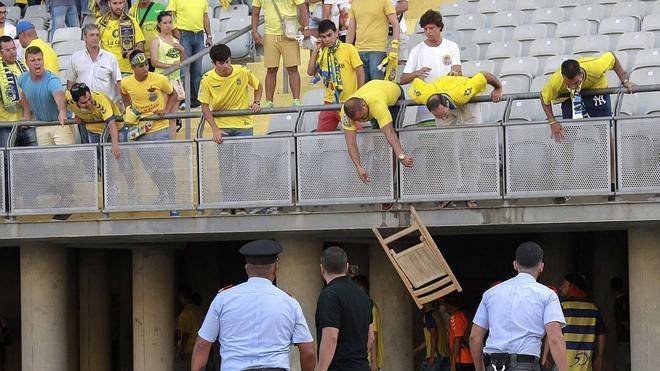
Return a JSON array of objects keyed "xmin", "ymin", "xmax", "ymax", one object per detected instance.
[{"xmin": 456, "ymin": 363, "xmax": 475, "ymax": 371}]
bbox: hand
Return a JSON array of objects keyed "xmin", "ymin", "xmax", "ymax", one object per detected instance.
[
  {"xmin": 252, "ymin": 30, "xmax": 263, "ymax": 45},
  {"xmin": 400, "ymin": 155, "xmax": 414, "ymax": 167},
  {"xmin": 356, "ymin": 165, "xmax": 371, "ymax": 183},
  {"xmin": 250, "ymin": 102, "xmax": 261, "ymax": 113},
  {"xmin": 314, "ymin": 39, "xmax": 322, "ymax": 51},
  {"xmin": 212, "ymin": 127, "xmax": 223, "ymax": 144},
  {"xmin": 155, "ymin": 109, "xmax": 167, "ymax": 117},
  {"xmin": 111, "ymin": 143, "xmax": 121, "ymax": 159},
  {"xmin": 416, "ymin": 67, "xmax": 431, "ymax": 79},
  {"xmin": 370, "ymin": 362, "xmax": 378, "ymax": 371},
  {"xmin": 447, "ymin": 70, "xmax": 459, "ymax": 76},
  {"xmin": 550, "ymin": 121, "xmax": 564, "ymax": 142},
  {"xmin": 593, "ymin": 355, "xmax": 602, "ymax": 371},
  {"xmin": 541, "ymin": 355, "xmax": 554, "ymax": 370},
  {"xmin": 303, "ymin": 28, "xmax": 311, "ymax": 39},
  {"xmin": 173, "ymin": 42, "xmax": 185, "ymax": 53},
  {"xmin": 491, "ymin": 87, "xmax": 503, "ymax": 103},
  {"xmin": 623, "ymin": 80, "xmax": 635, "ymax": 93},
  {"xmin": 58, "ymin": 111, "xmax": 67, "ymax": 126},
  {"xmin": 205, "ymin": 35, "xmax": 213, "ymax": 47}
]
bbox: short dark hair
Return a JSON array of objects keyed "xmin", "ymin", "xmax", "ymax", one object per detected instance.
[
  {"xmin": 0, "ymin": 35, "xmax": 13, "ymax": 48},
  {"xmin": 70, "ymin": 83, "xmax": 90, "ymax": 102},
  {"xmin": 443, "ymin": 292, "xmax": 462, "ymax": 308},
  {"xmin": 320, "ymin": 246, "xmax": 348, "ymax": 274},
  {"xmin": 25, "ymin": 46, "xmax": 43, "ymax": 58},
  {"xmin": 0, "ymin": 2, "xmax": 6, "ymax": 8},
  {"xmin": 610, "ymin": 276, "xmax": 624, "ymax": 291},
  {"xmin": 318, "ymin": 19, "xmax": 337, "ymax": 34},
  {"xmin": 426, "ymin": 93, "xmax": 449, "ymax": 111},
  {"xmin": 156, "ymin": 10, "xmax": 173, "ymax": 32},
  {"xmin": 419, "ymin": 9, "xmax": 444, "ymax": 30},
  {"xmin": 515, "ymin": 241, "xmax": 543, "ymax": 268},
  {"xmin": 210, "ymin": 44, "xmax": 231, "ymax": 63},
  {"xmin": 343, "ymin": 97, "xmax": 364, "ymax": 119},
  {"xmin": 561, "ymin": 59, "xmax": 581, "ymax": 79},
  {"xmin": 351, "ymin": 275, "xmax": 369, "ymax": 294}
]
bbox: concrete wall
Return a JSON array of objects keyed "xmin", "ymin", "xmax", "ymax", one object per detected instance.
[{"xmin": 0, "ymin": 246, "xmax": 20, "ymax": 371}]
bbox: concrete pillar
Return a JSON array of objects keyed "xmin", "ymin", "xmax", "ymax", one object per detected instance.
[
  {"xmin": 628, "ymin": 228, "xmax": 660, "ymax": 370},
  {"xmin": 539, "ymin": 233, "xmax": 575, "ymax": 288},
  {"xmin": 276, "ymin": 236, "xmax": 324, "ymax": 371},
  {"xmin": 79, "ymin": 249, "xmax": 111, "ymax": 371},
  {"xmin": 20, "ymin": 244, "xmax": 68, "ymax": 371},
  {"xmin": 132, "ymin": 248, "xmax": 175, "ymax": 371},
  {"xmin": 370, "ymin": 243, "xmax": 414, "ymax": 371}
]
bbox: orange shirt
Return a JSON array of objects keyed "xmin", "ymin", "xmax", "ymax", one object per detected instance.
[{"xmin": 449, "ymin": 311, "xmax": 473, "ymax": 365}]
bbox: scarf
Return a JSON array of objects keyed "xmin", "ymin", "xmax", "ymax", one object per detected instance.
[
  {"xmin": 317, "ymin": 40, "xmax": 344, "ymax": 104},
  {"xmin": 98, "ymin": 10, "xmax": 136, "ymax": 58},
  {"xmin": 0, "ymin": 60, "xmax": 26, "ymax": 112}
]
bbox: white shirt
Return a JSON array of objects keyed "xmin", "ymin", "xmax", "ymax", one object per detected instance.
[
  {"xmin": 391, "ymin": 0, "xmax": 407, "ymax": 33},
  {"xmin": 323, "ymin": 0, "xmax": 350, "ymax": 36},
  {"xmin": 198, "ymin": 277, "xmax": 313, "ymax": 371},
  {"xmin": 473, "ymin": 273, "xmax": 566, "ymax": 357},
  {"xmin": 65, "ymin": 48, "xmax": 122, "ymax": 101},
  {"xmin": 403, "ymin": 38, "xmax": 461, "ymax": 123}
]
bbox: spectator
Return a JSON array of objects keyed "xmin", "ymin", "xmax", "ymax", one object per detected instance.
[
  {"xmin": 541, "ymin": 52, "xmax": 634, "ymax": 142},
  {"xmin": 175, "ymin": 286, "xmax": 203, "ymax": 371},
  {"xmin": 49, "ymin": 0, "xmax": 81, "ymax": 33},
  {"xmin": 341, "ymin": 80, "xmax": 413, "ymax": 183},
  {"xmin": 251, "ymin": 0, "xmax": 310, "ymax": 108},
  {"xmin": 307, "ymin": 19, "xmax": 364, "ymax": 132},
  {"xmin": 401, "ymin": 10, "xmax": 461, "ymax": 126},
  {"xmin": 611, "ymin": 277, "xmax": 630, "ymax": 371},
  {"xmin": 352, "ymin": 275, "xmax": 383, "ymax": 371},
  {"xmin": 415, "ymin": 301, "xmax": 450, "ymax": 371},
  {"xmin": 443, "ymin": 293, "xmax": 474, "ymax": 371},
  {"xmin": 15, "ymin": 21, "xmax": 59, "ymax": 74},
  {"xmin": 167, "ymin": 0, "xmax": 212, "ymax": 108},
  {"xmin": 0, "ymin": 2, "xmax": 18, "ymax": 45},
  {"xmin": 315, "ymin": 246, "xmax": 372, "ymax": 371},
  {"xmin": 346, "ymin": 0, "xmax": 399, "ymax": 82},
  {"xmin": 0, "ymin": 36, "xmax": 35, "ymax": 147},
  {"xmin": 322, "ymin": 0, "xmax": 350, "ymax": 42},
  {"xmin": 128, "ymin": 0, "xmax": 166, "ymax": 69},
  {"xmin": 98, "ymin": 0, "xmax": 145, "ymax": 76},
  {"xmin": 150, "ymin": 11, "xmax": 185, "ymax": 107}
]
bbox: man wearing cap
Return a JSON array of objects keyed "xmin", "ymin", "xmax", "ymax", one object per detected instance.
[
  {"xmin": 469, "ymin": 242, "xmax": 568, "ymax": 371},
  {"xmin": 192, "ymin": 240, "xmax": 316, "ymax": 371},
  {"xmin": 15, "ymin": 20, "xmax": 59, "ymax": 74}
]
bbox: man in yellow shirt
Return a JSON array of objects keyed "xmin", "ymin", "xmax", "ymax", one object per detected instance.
[
  {"xmin": 0, "ymin": 35, "xmax": 35, "ymax": 147},
  {"xmin": 346, "ymin": 0, "xmax": 399, "ymax": 82},
  {"xmin": 176, "ymin": 287, "xmax": 203, "ymax": 371},
  {"xmin": 352, "ymin": 275, "xmax": 384, "ymax": 371},
  {"xmin": 199, "ymin": 43, "xmax": 262, "ymax": 144},
  {"xmin": 98, "ymin": 0, "xmax": 146, "ymax": 75},
  {"xmin": 307, "ymin": 19, "xmax": 364, "ymax": 132},
  {"xmin": 251, "ymin": 0, "xmax": 310, "ymax": 108},
  {"xmin": 15, "ymin": 21, "xmax": 59, "ymax": 74},
  {"xmin": 341, "ymin": 79, "xmax": 413, "ymax": 183},
  {"xmin": 540, "ymin": 52, "xmax": 634, "ymax": 142}
]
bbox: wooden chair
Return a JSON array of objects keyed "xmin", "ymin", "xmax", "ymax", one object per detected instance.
[{"xmin": 372, "ymin": 206, "xmax": 462, "ymax": 309}]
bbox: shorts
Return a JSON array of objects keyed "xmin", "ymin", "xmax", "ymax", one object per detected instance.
[
  {"xmin": 436, "ymin": 103, "xmax": 482, "ymax": 126},
  {"xmin": 264, "ymin": 34, "xmax": 301, "ymax": 68},
  {"xmin": 318, "ymin": 102, "xmax": 341, "ymax": 132},
  {"xmin": 36, "ymin": 125, "xmax": 75, "ymax": 145}
]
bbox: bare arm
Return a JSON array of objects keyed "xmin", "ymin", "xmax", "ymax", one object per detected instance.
[
  {"xmin": 322, "ymin": 3, "xmax": 332, "ymax": 19},
  {"xmin": 370, "ymin": 328, "xmax": 379, "ymax": 370},
  {"xmin": 164, "ymin": 90, "xmax": 179, "ymax": 139},
  {"xmin": 190, "ymin": 337, "xmax": 213, "ymax": 371},
  {"xmin": 344, "ymin": 129, "xmax": 362, "ymax": 170},
  {"xmin": 150, "ymin": 39, "xmax": 170, "ymax": 69},
  {"xmin": 204, "ymin": 12, "xmax": 212, "ymax": 46},
  {"xmin": 469, "ymin": 324, "xmax": 488, "ymax": 371},
  {"xmin": 307, "ymin": 46, "xmax": 321, "ymax": 77},
  {"xmin": 253, "ymin": 83, "xmax": 263, "ymax": 106},
  {"xmin": 451, "ymin": 337, "xmax": 461, "ymax": 370},
  {"xmin": 135, "ymin": 41, "xmax": 145, "ymax": 52},
  {"xmin": 451, "ymin": 64, "xmax": 462, "ymax": 76},
  {"xmin": 121, "ymin": 92, "xmax": 132, "ymax": 108},
  {"xmin": 387, "ymin": 13, "xmax": 400, "ymax": 45},
  {"xmin": 395, "ymin": 0, "xmax": 407, "ymax": 15},
  {"xmin": 108, "ymin": 120, "xmax": 121, "ymax": 159},
  {"xmin": 297, "ymin": 3, "xmax": 310, "ymax": 31},
  {"xmin": 53, "ymin": 91, "xmax": 68, "ymax": 125},
  {"xmin": 381, "ymin": 123, "xmax": 403, "ymax": 157},
  {"xmin": 593, "ymin": 334, "xmax": 606, "ymax": 371},
  {"xmin": 297, "ymin": 342, "xmax": 316, "ymax": 371},
  {"xmin": 67, "ymin": 80, "xmax": 75, "ymax": 89},
  {"xmin": 251, "ymin": 6, "xmax": 263, "ymax": 44},
  {"xmin": 356, "ymin": 65, "xmax": 365, "ymax": 88},
  {"xmin": 315, "ymin": 327, "xmax": 339, "ymax": 371},
  {"xmin": 429, "ymin": 327, "xmax": 438, "ymax": 364},
  {"xmin": 346, "ymin": 16, "xmax": 356, "ymax": 45},
  {"xmin": 545, "ymin": 322, "xmax": 568, "ymax": 371},
  {"xmin": 20, "ymin": 91, "xmax": 31, "ymax": 121}
]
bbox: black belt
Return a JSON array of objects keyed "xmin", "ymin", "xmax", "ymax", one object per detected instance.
[{"xmin": 485, "ymin": 353, "xmax": 538, "ymax": 369}]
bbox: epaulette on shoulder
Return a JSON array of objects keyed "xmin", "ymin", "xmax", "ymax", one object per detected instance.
[{"xmin": 218, "ymin": 284, "xmax": 233, "ymax": 293}]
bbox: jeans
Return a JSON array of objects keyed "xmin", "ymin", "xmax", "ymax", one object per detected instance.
[
  {"xmin": 87, "ymin": 126, "xmax": 129, "ymax": 144},
  {"xmin": 179, "ymin": 30, "xmax": 205, "ymax": 105},
  {"xmin": 222, "ymin": 127, "xmax": 253, "ymax": 137},
  {"xmin": 0, "ymin": 126, "xmax": 37, "ymax": 147},
  {"xmin": 51, "ymin": 5, "xmax": 80, "ymax": 32},
  {"xmin": 358, "ymin": 51, "xmax": 386, "ymax": 82}
]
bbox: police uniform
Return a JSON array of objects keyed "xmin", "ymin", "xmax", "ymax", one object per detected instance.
[{"xmin": 197, "ymin": 240, "xmax": 314, "ymax": 371}]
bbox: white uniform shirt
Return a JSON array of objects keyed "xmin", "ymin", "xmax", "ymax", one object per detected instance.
[
  {"xmin": 198, "ymin": 277, "xmax": 314, "ymax": 371},
  {"xmin": 402, "ymin": 38, "xmax": 461, "ymax": 123},
  {"xmin": 473, "ymin": 272, "xmax": 566, "ymax": 357},
  {"xmin": 65, "ymin": 48, "xmax": 122, "ymax": 101}
]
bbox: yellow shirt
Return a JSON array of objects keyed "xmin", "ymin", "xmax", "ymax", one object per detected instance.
[
  {"xmin": 340, "ymin": 80, "xmax": 401, "ymax": 131},
  {"xmin": 14, "ymin": 0, "xmax": 26, "ymax": 5},
  {"xmin": 349, "ymin": 0, "xmax": 395, "ymax": 52},
  {"xmin": 252, "ymin": 0, "xmax": 304, "ymax": 35},
  {"xmin": 198, "ymin": 65, "xmax": 260, "ymax": 129},
  {"xmin": 176, "ymin": 304, "xmax": 204, "ymax": 354},
  {"xmin": 370, "ymin": 302, "xmax": 384, "ymax": 368},
  {"xmin": 317, "ymin": 42, "xmax": 363, "ymax": 103},
  {"xmin": 167, "ymin": 0, "xmax": 208, "ymax": 32},
  {"xmin": 129, "ymin": 2, "xmax": 167, "ymax": 59},
  {"xmin": 541, "ymin": 51, "xmax": 615, "ymax": 105},
  {"xmin": 65, "ymin": 90, "xmax": 122, "ymax": 134},
  {"xmin": 25, "ymin": 38, "xmax": 59, "ymax": 74},
  {"xmin": 98, "ymin": 16, "xmax": 146, "ymax": 73},
  {"xmin": 409, "ymin": 73, "xmax": 488, "ymax": 107},
  {"xmin": 0, "ymin": 62, "xmax": 26, "ymax": 122},
  {"xmin": 120, "ymin": 72, "xmax": 174, "ymax": 132}
]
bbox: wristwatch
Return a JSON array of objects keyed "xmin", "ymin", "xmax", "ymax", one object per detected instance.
[{"xmin": 398, "ymin": 153, "xmax": 406, "ymax": 162}]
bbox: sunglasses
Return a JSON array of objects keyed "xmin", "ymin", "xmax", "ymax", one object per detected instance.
[{"xmin": 71, "ymin": 83, "xmax": 88, "ymax": 93}]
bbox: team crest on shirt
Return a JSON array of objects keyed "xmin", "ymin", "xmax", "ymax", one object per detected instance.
[
  {"xmin": 148, "ymin": 87, "xmax": 158, "ymax": 102},
  {"xmin": 463, "ymin": 87, "xmax": 472, "ymax": 96},
  {"xmin": 442, "ymin": 54, "xmax": 452, "ymax": 66},
  {"xmin": 236, "ymin": 78, "xmax": 242, "ymax": 86},
  {"xmin": 411, "ymin": 87, "xmax": 421, "ymax": 97}
]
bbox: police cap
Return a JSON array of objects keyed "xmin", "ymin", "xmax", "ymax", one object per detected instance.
[{"xmin": 239, "ymin": 240, "xmax": 283, "ymax": 265}]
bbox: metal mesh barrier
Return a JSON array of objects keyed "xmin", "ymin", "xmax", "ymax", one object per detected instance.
[
  {"xmin": 9, "ymin": 145, "xmax": 99, "ymax": 215},
  {"xmin": 0, "ymin": 151, "xmax": 5, "ymax": 215},
  {"xmin": 103, "ymin": 141, "xmax": 194, "ymax": 211},
  {"xmin": 617, "ymin": 118, "xmax": 660, "ymax": 194},
  {"xmin": 505, "ymin": 121, "xmax": 611, "ymax": 197},
  {"xmin": 198, "ymin": 137, "xmax": 294, "ymax": 208},
  {"xmin": 297, "ymin": 132, "xmax": 394, "ymax": 205},
  {"xmin": 399, "ymin": 127, "xmax": 501, "ymax": 202}
]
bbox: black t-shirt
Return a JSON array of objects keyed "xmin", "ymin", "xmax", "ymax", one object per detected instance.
[
  {"xmin": 315, "ymin": 276, "xmax": 372, "ymax": 371},
  {"xmin": 613, "ymin": 294, "xmax": 630, "ymax": 343}
]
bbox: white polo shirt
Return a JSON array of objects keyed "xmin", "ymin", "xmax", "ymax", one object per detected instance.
[{"xmin": 65, "ymin": 48, "xmax": 122, "ymax": 101}]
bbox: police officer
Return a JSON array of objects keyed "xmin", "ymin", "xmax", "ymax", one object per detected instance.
[
  {"xmin": 191, "ymin": 240, "xmax": 316, "ymax": 371},
  {"xmin": 468, "ymin": 242, "xmax": 568, "ymax": 371}
]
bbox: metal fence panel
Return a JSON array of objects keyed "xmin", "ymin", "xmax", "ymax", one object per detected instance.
[
  {"xmin": 505, "ymin": 121, "xmax": 611, "ymax": 197},
  {"xmin": 617, "ymin": 118, "xmax": 660, "ymax": 194},
  {"xmin": 9, "ymin": 145, "xmax": 99, "ymax": 215},
  {"xmin": 198, "ymin": 137, "xmax": 294, "ymax": 209},
  {"xmin": 0, "ymin": 151, "xmax": 5, "ymax": 215},
  {"xmin": 103, "ymin": 141, "xmax": 194, "ymax": 211},
  {"xmin": 399, "ymin": 127, "xmax": 501, "ymax": 202},
  {"xmin": 297, "ymin": 132, "xmax": 394, "ymax": 205}
]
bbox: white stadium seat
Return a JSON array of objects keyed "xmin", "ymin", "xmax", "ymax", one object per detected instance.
[
  {"xmin": 51, "ymin": 27, "xmax": 82, "ymax": 44},
  {"xmin": 572, "ymin": 34, "xmax": 610, "ymax": 55},
  {"xmin": 610, "ymin": 1, "xmax": 646, "ymax": 27},
  {"xmin": 513, "ymin": 24, "xmax": 549, "ymax": 55},
  {"xmin": 641, "ymin": 14, "xmax": 660, "ymax": 47},
  {"xmin": 542, "ymin": 55, "xmax": 578, "ymax": 75},
  {"xmin": 531, "ymin": 8, "xmax": 566, "ymax": 35},
  {"xmin": 599, "ymin": 17, "xmax": 639, "ymax": 49},
  {"xmin": 52, "ymin": 40, "xmax": 85, "ymax": 56},
  {"xmin": 492, "ymin": 10, "xmax": 523, "ymax": 39},
  {"xmin": 529, "ymin": 38, "xmax": 567, "ymax": 68},
  {"xmin": 499, "ymin": 56, "xmax": 540, "ymax": 91},
  {"xmin": 461, "ymin": 59, "xmax": 496, "ymax": 77},
  {"xmin": 571, "ymin": 4, "xmax": 606, "ymax": 29},
  {"xmin": 471, "ymin": 28, "xmax": 506, "ymax": 59}
]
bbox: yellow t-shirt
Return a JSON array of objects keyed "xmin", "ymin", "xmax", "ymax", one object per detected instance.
[
  {"xmin": 65, "ymin": 90, "xmax": 122, "ymax": 134},
  {"xmin": 349, "ymin": 0, "xmax": 395, "ymax": 52},
  {"xmin": 0, "ymin": 63, "xmax": 27, "ymax": 122},
  {"xmin": 24, "ymin": 38, "xmax": 59, "ymax": 74},
  {"xmin": 128, "ymin": 2, "xmax": 167, "ymax": 59},
  {"xmin": 409, "ymin": 73, "xmax": 488, "ymax": 107},
  {"xmin": 198, "ymin": 65, "xmax": 260, "ymax": 129},
  {"xmin": 371, "ymin": 302, "xmax": 384, "ymax": 369},
  {"xmin": 340, "ymin": 80, "xmax": 401, "ymax": 131},
  {"xmin": 98, "ymin": 16, "xmax": 146, "ymax": 73},
  {"xmin": 252, "ymin": 0, "xmax": 304, "ymax": 35},
  {"xmin": 14, "ymin": 0, "xmax": 26, "ymax": 5},
  {"xmin": 176, "ymin": 304, "xmax": 204, "ymax": 354},
  {"xmin": 120, "ymin": 72, "xmax": 174, "ymax": 133},
  {"xmin": 541, "ymin": 51, "xmax": 615, "ymax": 105},
  {"xmin": 167, "ymin": 0, "xmax": 208, "ymax": 32},
  {"xmin": 317, "ymin": 42, "xmax": 363, "ymax": 103}
]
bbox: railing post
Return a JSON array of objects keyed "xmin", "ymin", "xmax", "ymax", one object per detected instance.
[{"xmin": 184, "ymin": 65, "xmax": 192, "ymax": 139}]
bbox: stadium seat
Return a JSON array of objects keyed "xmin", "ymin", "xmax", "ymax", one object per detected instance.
[
  {"xmin": 615, "ymin": 32, "xmax": 655, "ymax": 59},
  {"xmin": 459, "ymin": 43, "xmax": 479, "ymax": 62},
  {"xmin": 267, "ymin": 113, "xmax": 297, "ymax": 135},
  {"xmin": 214, "ymin": 3, "xmax": 249, "ymax": 19},
  {"xmin": 599, "ymin": 17, "xmax": 639, "ymax": 49},
  {"xmin": 224, "ymin": 17, "xmax": 253, "ymax": 59},
  {"xmin": 571, "ymin": 5, "xmax": 606, "ymax": 29},
  {"xmin": 530, "ymin": 74, "xmax": 550, "ymax": 92},
  {"xmin": 82, "ymin": 15, "xmax": 96, "ymax": 26},
  {"xmin": 555, "ymin": 20, "xmax": 595, "ymax": 52},
  {"xmin": 542, "ymin": 54, "xmax": 578, "ymax": 75},
  {"xmin": 440, "ymin": 1, "xmax": 474, "ymax": 30},
  {"xmin": 572, "ymin": 34, "xmax": 610, "ymax": 55},
  {"xmin": 618, "ymin": 68, "xmax": 660, "ymax": 115},
  {"xmin": 529, "ymin": 38, "xmax": 566, "ymax": 68},
  {"xmin": 443, "ymin": 30, "xmax": 464, "ymax": 45},
  {"xmin": 3, "ymin": 0, "xmax": 15, "ymax": 6},
  {"xmin": 610, "ymin": 2, "xmax": 646, "ymax": 27},
  {"xmin": 24, "ymin": 5, "xmax": 49, "ymax": 21},
  {"xmin": 201, "ymin": 53, "xmax": 213, "ymax": 76},
  {"xmin": 51, "ymin": 27, "xmax": 82, "ymax": 44},
  {"xmin": 492, "ymin": 10, "xmax": 523, "ymax": 39},
  {"xmin": 486, "ymin": 41, "xmax": 522, "ymax": 74},
  {"xmin": 632, "ymin": 48, "xmax": 660, "ymax": 73},
  {"xmin": 479, "ymin": 0, "xmax": 510, "ymax": 27},
  {"xmin": 36, "ymin": 29, "xmax": 48, "ymax": 42},
  {"xmin": 58, "ymin": 55, "xmax": 71, "ymax": 71},
  {"xmin": 209, "ymin": 18, "xmax": 221, "ymax": 34},
  {"xmin": 471, "ymin": 28, "xmax": 506, "ymax": 59},
  {"xmin": 508, "ymin": 75, "xmax": 552, "ymax": 122},
  {"xmin": 556, "ymin": 0, "xmax": 585, "ymax": 18},
  {"xmin": 531, "ymin": 8, "xmax": 566, "ymax": 35},
  {"xmin": 453, "ymin": 14, "xmax": 486, "ymax": 42},
  {"xmin": 480, "ymin": 77, "xmax": 527, "ymax": 123},
  {"xmin": 23, "ymin": 17, "xmax": 45, "ymax": 30},
  {"xmin": 53, "ymin": 40, "xmax": 85, "ymax": 56},
  {"xmin": 299, "ymin": 89, "xmax": 326, "ymax": 133},
  {"xmin": 461, "ymin": 59, "xmax": 496, "ymax": 76},
  {"xmin": 6, "ymin": 6, "xmax": 20, "ymax": 24},
  {"xmin": 499, "ymin": 56, "xmax": 539, "ymax": 91},
  {"xmin": 650, "ymin": 2, "xmax": 660, "ymax": 17},
  {"xmin": 516, "ymin": 0, "xmax": 548, "ymax": 17},
  {"xmin": 513, "ymin": 24, "xmax": 549, "ymax": 55},
  {"xmin": 641, "ymin": 14, "xmax": 660, "ymax": 47}
]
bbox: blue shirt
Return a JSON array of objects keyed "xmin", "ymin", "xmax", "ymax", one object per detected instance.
[
  {"xmin": 473, "ymin": 272, "xmax": 566, "ymax": 357},
  {"xmin": 18, "ymin": 71, "xmax": 63, "ymax": 122},
  {"xmin": 198, "ymin": 277, "xmax": 314, "ymax": 371}
]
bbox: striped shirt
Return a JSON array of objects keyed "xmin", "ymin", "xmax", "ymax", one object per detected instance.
[{"xmin": 561, "ymin": 299, "xmax": 607, "ymax": 370}]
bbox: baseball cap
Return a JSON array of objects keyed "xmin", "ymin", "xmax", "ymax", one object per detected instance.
[
  {"xmin": 15, "ymin": 21, "xmax": 35, "ymax": 38},
  {"xmin": 130, "ymin": 51, "xmax": 148, "ymax": 66}
]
